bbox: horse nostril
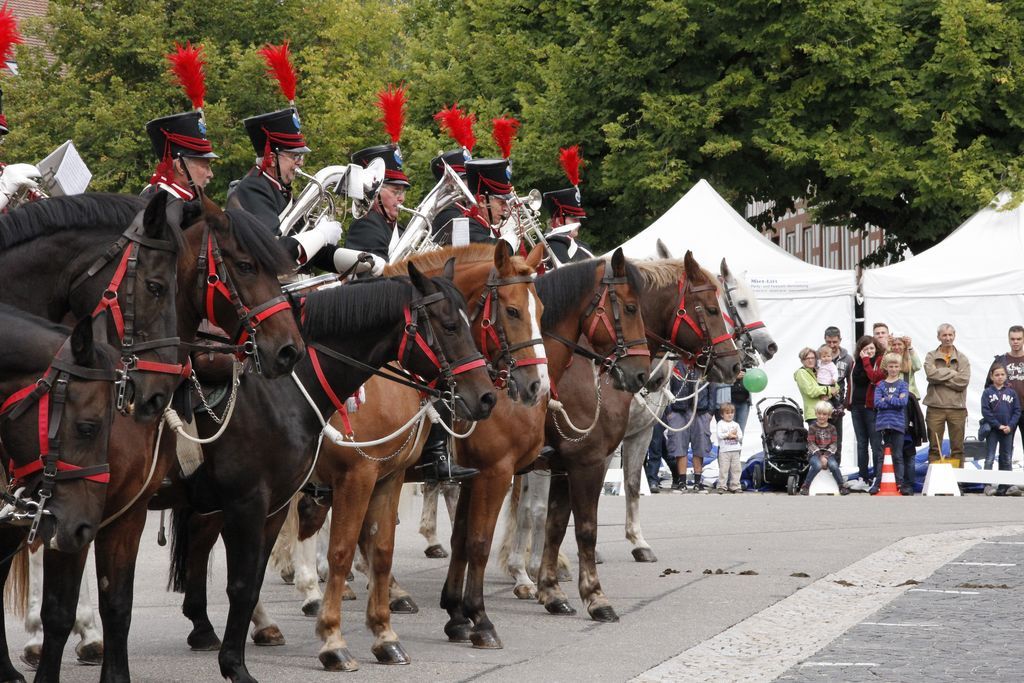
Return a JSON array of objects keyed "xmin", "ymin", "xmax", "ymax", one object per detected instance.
[
  {"xmin": 767, "ymin": 342, "xmax": 779, "ymax": 357},
  {"xmin": 637, "ymin": 372, "xmax": 648, "ymax": 387},
  {"xmin": 528, "ymin": 380, "xmax": 542, "ymax": 399},
  {"xmin": 276, "ymin": 344, "xmax": 300, "ymax": 369},
  {"xmin": 74, "ymin": 522, "xmax": 95, "ymax": 546},
  {"xmin": 480, "ymin": 392, "xmax": 497, "ymax": 411}
]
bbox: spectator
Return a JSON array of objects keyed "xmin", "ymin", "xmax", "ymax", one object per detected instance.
[
  {"xmin": 714, "ymin": 403, "xmax": 743, "ymax": 493},
  {"xmin": 889, "ymin": 335, "xmax": 922, "ymax": 398},
  {"xmin": 924, "ymin": 323, "xmax": 971, "ymax": 464},
  {"xmin": 873, "ymin": 321, "xmax": 890, "ymax": 355},
  {"xmin": 987, "ymin": 325, "xmax": 1024, "ymax": 445},
  {"xmin": 714, "ymin": 372, "xmax": 752, "ymax": 435},
  {"xmin": 794, "ymin": 346, "xmax": 839, "ymax": 427},
  {"xmin": 981, "ymin": 364, "xmax": 1021, "ymax": 495},
  {"xmin": 817, "ymin": 344, "xmax": 845, "ymax": 414},
  {"xmin": 850, "ymin": 335, "xmax": 885, "ymax": 486},
  {"xmin": 800, "ymin": 401, "xmax": 849, "ymax": 495},
  {"xmin": 666, "ymin": 363, "xmax": 713, "ymax": 492},
  {"xmin": 824, "ymin": 326, "xmax": 854, "ymax": 461},
  {"xmin": 644, "ymin": 419, "xmax": 678, "ymax": 494},
  {"xmin": 875, "ymin": 352, "xmax": 911, "ymax": 495}
]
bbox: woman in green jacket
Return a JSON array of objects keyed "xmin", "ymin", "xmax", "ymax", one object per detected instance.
[{"xmin": 794, "ymin": 346, "xmax": 839, "ymax": 425}]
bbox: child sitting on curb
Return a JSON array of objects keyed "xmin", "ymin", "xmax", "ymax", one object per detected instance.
[{"xmin": 802, "ymin": 401, "xmax": 849, "ymax": 495}]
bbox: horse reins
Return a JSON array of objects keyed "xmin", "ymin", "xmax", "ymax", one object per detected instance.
[
  {"xmin": 646, "ymin": 274, "xmax": 739, "ymax": 372},
  {"xmin": 473, "ymin": 270, "xmax": 546, "ymax": 389},
  {"xmin": 69, "ymin": 212, "xmax": 187, "ymax": 412},
  {"xmin": 0, "ymin": 343, "xmax": 120, "ymax": 543},
  {"xmin": 718, "ymin": 274, "xmax": 766, "ymax": 367}
]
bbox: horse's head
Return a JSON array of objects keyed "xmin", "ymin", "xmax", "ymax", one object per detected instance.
[
  {"xmin": 0, "ymin": 315, "xmax": 120, "ymax": 553},
  {"xmin": 719, "ymin": 258, "xmax": 777, "ymax": 364},
  {"xmin": 179, "ymin": 196, "xmax": 304, "ymax": 378},
  {"xmin": 637, "ymin": 250, "xmax": 742, "ymax": 384},
  {"xmin": 583, "ymin": 249, "xmax": 650, "ymax": 393},
  {"xmin": 406, "ymin": 261, "xmax": 497, "ymax": 421}
]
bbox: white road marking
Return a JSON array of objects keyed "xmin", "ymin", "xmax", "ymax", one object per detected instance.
[
  {"xmin": 982, "ymin": 540, "xmax": 1024, "ymax": 545},
  {"xmin": 908, "ymin": 588, "xmax": 979, "ymax": 595},
  {"xmin": 860, "ymin": 622, "xmax": 939, "ymax": 627},
  {"xmin": 950, "ymin": 561, "xmax": 1015, "ymax": 567},
  {"xmin": 800, "ymin": 662, "xmax": 878, "ymax": 667}
]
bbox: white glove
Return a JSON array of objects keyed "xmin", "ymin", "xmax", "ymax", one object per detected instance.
[
  {"xmin": 314, "ymin": 215, "xmax": 343, "ymax": 245},
  {"xmin": 332, "ymin": 247, "xmax": 383, "ymax": 276},
  {"xmin": 368, "ymin": 254, "xmax": 385, "ymax": 276},
  {"xmin": 0, "ymin": 164, "xmax": 42, "ymax": 210},
  {"xmin": 293, "ymin": 216, "xmax": 343, "ymax": 263}
]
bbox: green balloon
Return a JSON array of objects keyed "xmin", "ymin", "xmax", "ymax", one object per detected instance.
[{"xmin": 742, "ymin": 367, "xmax": 768, "ymax": 393}]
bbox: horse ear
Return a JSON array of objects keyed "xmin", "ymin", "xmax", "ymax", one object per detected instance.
[
  {"xmin": 407, "ymin": 261, "xmax": 435, "ymax": 296},
  {"xmin": 70, "ymin": 316, "xmax": 96, "ymax": 368},
  {"xmin": 611, "ymin": 247, "xmax": 627, "ymax": 278},
  {"xmin": 720, "ymin": 258, "xmax": 731, "ymax": 280},
  {"xmin": 525, "ymin": 244, "xmax": 545, "ymax": 270},
  {"xmin": 142, "ymin": 191, "xmax": 170, "ymax": 238},
  {"xmin": 442, "ymin": 256, "xmax": 457, "ymax": 281},
  {"xmin": 493, "ymin": 240, "xmax": 512, "ymax": 272},
  {"xmin": 202, "ymin": 193, "xmax": 228, "ymax": 231},
  {"xmin": 656, "ymin": 239, "xmax": 672, "ymax": 260},
  {"xmin": 684, "ymin": 250, "xmax": 704, "ymax": 282}
]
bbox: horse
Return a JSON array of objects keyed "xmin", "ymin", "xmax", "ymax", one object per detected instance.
[
  {"xmin": 164, "ymin": 261, "xmax": 496, "ymax": 683},
  {"xmin": 524, "ymin": 251, "xmax": 742, "ymax": 622},
  {"xmin": 5, "ymin": 194, "xmax": 306, "ymax": 682},
  {"xmin": 0, "ymin": 306, "xmax": 122, "ymax": 683}
]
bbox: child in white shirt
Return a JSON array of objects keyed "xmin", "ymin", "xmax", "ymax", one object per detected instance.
[
  {"xmin": 816, "ymin": 345, "xmax": 839, "ymax": 386},
  {"xmin": 715, "ymin": 403, "xmax": 744, "ymax": 493}
]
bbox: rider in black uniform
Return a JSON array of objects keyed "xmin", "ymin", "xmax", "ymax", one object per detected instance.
[
  {"xmin": 542, "ymin": 186, "xmax": 594, "ymax": 265},
  {"xmin": 429, "ymin": 149, "xmax": 472, "ymax": 245},
  {"xmin": 344, "ymin": 143, "xmax": 409, "ymax": 260}
]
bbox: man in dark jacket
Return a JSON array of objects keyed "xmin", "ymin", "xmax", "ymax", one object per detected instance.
[
  {"xmin": 429, "ymin": 149, "xmax": 473, "ymax": 246},
  {"xmin": 344, "ymin": 143, "xmax": 410, "ymax": 260}
]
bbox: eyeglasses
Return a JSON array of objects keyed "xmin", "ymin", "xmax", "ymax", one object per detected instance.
[{"xmin": 279, "ymin": 152, "xmax": 305, "ymax": 163}]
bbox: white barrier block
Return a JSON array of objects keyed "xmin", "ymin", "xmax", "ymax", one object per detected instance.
[
  {"xmin": 604, "ymin": 468, "xmax": 624, "ymax": 496},
  {"xmin": 923, "ymin": 463, "xmax": 962, "ymax": 496},
  {"xmin": 808, "ymin": 470, "xmax": 840, "ymax": 496}
]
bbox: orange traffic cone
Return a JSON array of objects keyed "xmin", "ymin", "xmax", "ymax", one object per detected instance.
[{"xmin": 876, "ymin": 446, "xmax": 900, "ymax": 496}]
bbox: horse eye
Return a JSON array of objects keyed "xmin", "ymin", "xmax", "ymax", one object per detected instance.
[
  {"xmin": 76, "ymin": 421, "xmax": 99, "ymax": 439},
  {"xmin": 738, "ymin": 299, "xmax": 748, "ymax": 306},
  {"xmin": 625, "ymin": 304, "xmax": 638, "ymax": 314},
  {"xmin": 505, "ymin": 307, "xmax": 520, "ymax": 319},
  {"xmin": 145, "ymin": 280, "xmax": 165, "ymax": 297},
  {"xmin": 708, "ymin": 306, "xmax": 719, "ymax": 315},
  {"xmin": 443, "ymin": 321, "xmax": 459, "ymax": 333},
  {"xmin": 236, "ymin": 261, "xmax": 255, "ymax": 274}
]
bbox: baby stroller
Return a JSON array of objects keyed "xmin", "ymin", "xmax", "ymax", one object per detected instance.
[{"xmin": 753, "ymin": 397, "xmax": 810, "ymax": 495}]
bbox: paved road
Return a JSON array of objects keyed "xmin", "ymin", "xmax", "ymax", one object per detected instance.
[{"xmin": 7, "ymin": 490, "xmax": 1024, "ymax": 682}]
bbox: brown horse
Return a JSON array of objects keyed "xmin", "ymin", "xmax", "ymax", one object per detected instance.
[
  {"xmin": 308, "ymin": 242, "xmax": 548, "ymax": 671},
  {"xmin": 28, "ymin": 197, "xmax": 306, "ymax": 683},
  {"xmin": 535, "ymin": 252, "xmax": 742, "ymax": 622}
]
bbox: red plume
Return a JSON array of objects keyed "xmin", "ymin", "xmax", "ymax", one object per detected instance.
[
  {"xmin": 491, "ymin": 116, "xmax": 520, "ymax": 159},
  {"xmin": 0, "ymin": 2, "xmax": 24, "ymax": 65},
  {"xmin": 559, "ymin": 145, "xmax": 583, "ymax": 186},
  {"xmin": 259, "ymin": 42, "xmax": 297, "ymax": 103},
  {"xmin": 166, "ymin": 41, "xmax": 206, "ymax": 110},
  {"xmin": 376, "ymin": 84, "xmax": 406, "ymax": 144},
  {"xmin": 434, "ymin": 103, "xmax": 476, "ymax": 152}
]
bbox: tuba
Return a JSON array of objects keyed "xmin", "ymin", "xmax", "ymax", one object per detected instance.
[
  {"xmin": 349, "ymin": 157, "xmax": 386, "ymax": 220},
  {"xmin": 389, "ymin": 160, "xmax": 476, "ymax": 263},
  {"xmin": 505, "ymin": 187, "xmax": 564, "ymax": 268},
  {"xmin": 277, "ymin": 163, "xmax": 368, "ymax": 237}
]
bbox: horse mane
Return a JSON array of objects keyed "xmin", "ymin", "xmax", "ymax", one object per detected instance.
[
  {"xmin": 0, "ymin": 193, "xmax": 147, "ymax": 250},
  {"xmin": 302, "ymin": 275, "xmax": 466, "ymax": 341},
  {"xmin": 631, "ymin": 258, "xmax": 716, "ymax": 290},
  {"xmin": 535, "ymin": 258, "xmax": 644, "ymax": 329},
  {"xmin": 384, "ymin": 243, "xmax": 534, "ymax": 279},
  {"xmin": 223, "ymin": 208, "xmax": 294, "ymax": 276}
]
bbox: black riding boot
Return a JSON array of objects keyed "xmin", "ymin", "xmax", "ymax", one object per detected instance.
[{"xmin": 421, "ymin": 422, "xmax": 479, "ymax": 483}]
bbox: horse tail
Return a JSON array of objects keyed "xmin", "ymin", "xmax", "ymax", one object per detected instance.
[
  {"xmin": 269, "ymin": 495, "xmax": 299, "ymax": 575},
  {"xmin": 496, "ymin": 475, "xmax": 523, "ymax": 573},
  {"xmin": 3, "ymin": 544, "xmax": 29, "ymax": 618},
  {"xmin": 167, "ymin": 507, "xmax": 193, "ymax": 593}
]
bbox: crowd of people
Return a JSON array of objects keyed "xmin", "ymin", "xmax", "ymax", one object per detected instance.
[{"xmin": 645, "ymin": 322, "xmax": 1024, "ymax": 496}]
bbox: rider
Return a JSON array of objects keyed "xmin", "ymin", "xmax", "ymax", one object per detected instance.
[
  {"xmin": 429, "ymin": 103, "xmax": 476, "ymax": 245},
  {"xmin": 462, "ymin": 158, "xmax": 513, "ymax": 244},
  {"xmin": 542, "ymin": 145, "xmax": 593, "ymax": 265},
  {"xmin": 343, "ymin": 141, "xmax": 410, "ymax": 260}
]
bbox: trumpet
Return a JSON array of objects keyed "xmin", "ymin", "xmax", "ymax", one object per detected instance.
[
  {"xmin": 277, "ymin": 164, "xmax": 368, "ymax": 237},
  {"xmin": 505, "ymin": 187, "xmax": 564, "ymax": 269},
  {"xmin": 389, "ymin": 160, "xmax": 476, "ymax": 263}
]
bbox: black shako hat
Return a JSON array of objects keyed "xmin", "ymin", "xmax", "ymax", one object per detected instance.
[
  {"xmin": 465, "ymin": 158, "xmax": 512, "ymax": 199},
  {"xmin": 430, "ymin": 148, "xmax": 471, "ymax": 181},
  {"xmin": 352, "ymin": 143, "xmax": 410, "ymax": 187},
  {"xmin": 543, "ymin": 187, "xmax": 586, "ymax": 220},
  {"xmin": 242, "ymin": 108, "xmax": 311, "ymax": 158},
  {"xmin": 145, "ymin": 111, "xmax": 218, "ymax": 161}
]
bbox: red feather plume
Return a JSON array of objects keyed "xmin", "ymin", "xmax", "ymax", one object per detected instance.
[
  {"xmin": 0, "ymin": 2, "xmax": 24, "ymax": 65},
  {"xmin": 434, "ymin": 103, "xmax": 476, "ymax": 152},
  {"xmin": 559, "ymin": 145, "xmax": 583, "ymax": 186},
  {"xmin": 259, "ymin": 42, "xmax": 297, "ymax": 103},
  {"xmin": 376, "ymin": 84, "xmax": 407, "ymax": 144},
  {"xmin": 491, "ymin": 116, "xmax": 520, "ymax": 159},
  {"xmin": 166, "ymin": 41, "xmax": 206, "ymax": 110}
]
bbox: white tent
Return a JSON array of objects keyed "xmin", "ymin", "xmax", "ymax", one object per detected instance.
[
  {"xmin": 862, "ymin": 191, "xmax": 1024, "ymax": 454},
  {"xmin": 618, "ymin": 180, "xmax": 859, "ymax": 459}
]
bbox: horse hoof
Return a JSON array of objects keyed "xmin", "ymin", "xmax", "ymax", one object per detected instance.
[
  {"xmin": 632, "ymin": 547, "xmax": 658, "ymax": 563},
  {"xmin": 556, "ymin": 568, "xmax": 573, "ymax": 582},
  {"xmin": 280, "ymin": 569, "xmax": 295, "ymax": 585},
  {"xmin": 20, "ymin": 646, "xmax": 40, "ymax": 671},
  {"xmin": 75, "ymin": 640, "xmax": 104, "ymax": 666},
  {"xmin": 545, "ymin": 599, "xmax": 576, "ymax": 616},
  {"xmin": 424, "ymin": 544, "xmax": 449, "ymax": 559},
  {"xmin": 590, "ymin": 605, "xmax": 620, "ymax": 623},
  {"xmin": 0, "ymin": 674, "xmax": 26, "ymax": 683},
  {"xmin": 389, "ymin": 595, "xmax": 419, "ymax": 614},
  {"xmin": 347, "ymin": 571, "xmax": 354, "ymax": 581},
  {"xmin": 252, "ymin": 625, "xmax": 286, "ymax": 646},
  {"xmin": 444, "ymin": 619, "xmax": 473, "ymax": 643},
  {"xmin": 302, "ymin": 599, "xmax": 322, "ymax": 617},
  {"xmin": 187, "ymin": 627, "xmax": 222, "ymax": 651},
  {"xmin": 372, "ymin": 641, "xmax": 411, "ymax": 665},
  {"xmin": 320, "ymin": 648, "xmax": 360, "ymax": 672},
  {"xmin": 471, "ymin": 631, "xmax": 503, "ymax": 649},
  {"xmin": 513, "ymin": 584, "xmax": 537, "ymax": 600},
  {"xmin": 342, "ymin": 584, "xmax": 358, "ymax": 601}
]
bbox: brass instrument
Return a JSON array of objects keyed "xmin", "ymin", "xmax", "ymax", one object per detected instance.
[
  {"xmin": 505, "ymin": 187, "xmax": 564, "ymax": 268},
  {"xmin": 277, "ymin": 164, "xmax": 368, "ymax": 237},
  {"xmin": 389, "ymin": 160, "xmax": 476, "ymax": 263},
  {"xmin": 350, "ymin": 157, "xmax": 387, "ymax": 221}
]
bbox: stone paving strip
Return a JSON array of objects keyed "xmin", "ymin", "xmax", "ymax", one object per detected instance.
[{"xmin": 632, "ymin": 524, "xmax": 1024, "ymax": 683}]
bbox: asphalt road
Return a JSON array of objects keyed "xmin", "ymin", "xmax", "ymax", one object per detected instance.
[{"xmin": 7, "ymin": 490, "xmax": 1024, "ymax": 682}]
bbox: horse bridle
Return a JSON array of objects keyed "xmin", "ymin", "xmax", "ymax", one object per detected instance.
[
  {"xmin": 397, "ymin": 290, "xmax": 488, "ymax": 393},
  {"xmin": 473, "ymin": 270, "xmax": 547, "ymax": 389},
  {"xmin": 196, "ymin": 221, "xmax": 293, "ymax": 374},
  {"xmin": 69, "ymin": 212, "xmax": 188, "ymax": 412},
  {"xmin": 0, "ymin": 343, "xmax": 120, "ymax": 543},
  {"xmin": 718, "ymin": 274, "xmax": 766, "ymax": 368},
  {"xmin": 646, "ymin": 274, "xmax": 739, "ymax": 372}
]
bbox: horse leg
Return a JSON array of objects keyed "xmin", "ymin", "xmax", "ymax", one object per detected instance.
[
  {"xmin": 360, "ymin": 476, "xmax": 410, "ymax": 665},
  {"xmin": 20, "ymin": 549, "xmax": 42, "ymax": 670},
  {"xmin": 622, "ymin": 425, "xmax": 658, "ymax": 563},
  {"xmin": 0, "ymin": 532, "xmax": 27, "ymax": 683},
  {"xmin": 268, "ymin": 498, "xmax": 298, "ymax": 585},
  {"xmin": 316, "ymin": 515, "xmax": 331, "ymax": 582},
  {"xmin": 440, "ymin": 479, "xmax": 473, "ymax": 642},
  {"xmin": 179, "ymin": 511, "xmax": 225, "ymax": 651},
  {"xmin": 501, "ymin": 476, "xmax": 536, "ymax": 600},
  {"xmin": 71, "ymin": 564, "xmax": 104, "ymax": 665},
  {"xmin": 248, "ymin": 599, "xmax": 284, "ymax": 646},
  {"xmin": 526, "ymin": 472, "xmax": 550, "ymax": 582},
  {"xmin": 418, "ymin": 481, "xmax": 448, "ymax": 558},
  {"xmin": 536, "ymin": 471, "xmax": 575, "ymax": 615},
  {"xmin": 316, "ymin": 474, "xmax": 375, "ymax": 672},
  {"xmin": 462, "ymin": 470, "xmax": 513, "ymax": 649},
  {"xmin": 35, "ymin": 547, "xmax": 89, "ymax": 682},
  {"xmin": 291, "ymin": 533, "xmax": 322, "ymax": 617},
  {"xmin": 94, "ymin": 504, "xmax": 149, "ymax": 683},
  {"xmin": 569, "ymin": 465, "xmax": 618, "ymax": 623}
]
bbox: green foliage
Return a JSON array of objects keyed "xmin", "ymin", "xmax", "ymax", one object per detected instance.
[{"xmin": 4, "ymin": 0, "xmax": 1024, "ymax": 257}]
